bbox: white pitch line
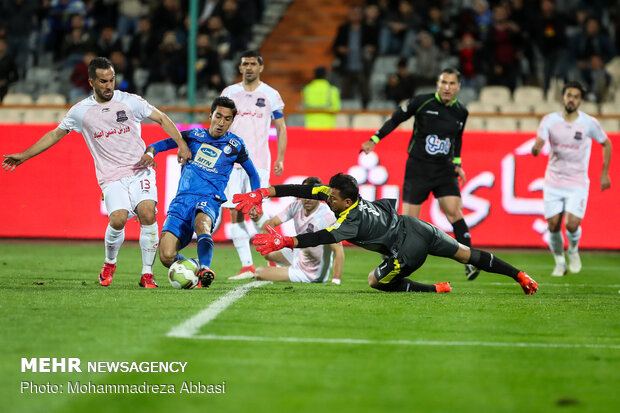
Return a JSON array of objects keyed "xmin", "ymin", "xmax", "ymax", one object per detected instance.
[
  {"xmin": 191, "ymin": 334, "xmax": 620, "ymax": 350},
  {"xmin": 167, "ymin": 281, "xmax": 271, "ymax": 338}
]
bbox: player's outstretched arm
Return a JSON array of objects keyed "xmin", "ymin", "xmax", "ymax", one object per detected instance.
[
  {"xmin": 2, "ymin": 128, "xmax": 68, "ymax": 171},
  {"xmin": 253, "ymin": 225, "xmax": 296, "ymax": 255}
]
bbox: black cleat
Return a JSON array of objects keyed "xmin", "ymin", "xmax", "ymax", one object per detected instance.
[
  {"xmin": 465, "ymin": 264, "xmax": 481, "ymax": 281},
  {"xmin": 196, "ymin": 268, "xmax": 216, "ymax": 288}
]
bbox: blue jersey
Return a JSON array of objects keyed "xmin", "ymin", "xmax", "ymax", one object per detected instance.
[{"xmin": 150, "ymin": 128, "xmax": 260, "ymax": 202}]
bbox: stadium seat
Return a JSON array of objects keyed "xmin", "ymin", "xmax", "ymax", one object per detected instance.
[
  {"xmin": 600, "ymin": 103, "xmax": 620, "ymax": 115},
  {"xmin": 513, "ymin": 86, "xmax": 544, "ymax": 105},
  {"xmin": 351, "ymin": 113, "xmax": 385, "ymax": 130},
  {"xmin": 335, "ymin": 113, "xmax": 350, "ymax": 128},
  {"xmin": 369, "ymin": 72, "xmax": 388, "ymax": 101},
  {"xmin": 285, "ymin": 113, "xmax": 305, "ymax": 127},
  {"xmin": 23, "ymin": 109, "xmax": 64, "ymax": 124},
  {"xmin": 145, "ymin": 82, "xmax": 177, "ymax": 106},
  {"xmin": 341, "ymin": 99, "xmax": 362, "ymax": 110},
  {"xmin": 598, "ymin": 118, "xmax": 619, "ymax": 132},
  {"xmin": 467, "ymin": 101, "xmax": 497, "ymax": 114},
  {"xmin": 479, "ymin": 86, "xmax": 511, "ymax": 105},
  {"xmin": 533, "ymin": 101, "xmax": 560, "ymax": 115},
  {"xmin": 485, "ymin": 117, "xmax": 518, "ymax": 131},
  {"xmin": 2, "ymin": 93, "xmax": 33, "ymax": 104},
  {"xmin": 36, "ymin": 94, "xmax": 67, "ymax": 105},
  {"xmin": 372, "ymin": 56, "xmax": 399, "ymax": 75},
  {"xmin": 519, "ymin": 117, "xmax": 541, "ymax": 132},
  {"xmin": 367, "ymin": 99, "xmax": 394, "ymax": 110},
  {"xmin": 499, "ymin": 102, "xmax": 533, "ymax": 114},
  {"xmin": 0, "ymin": 108, "xmax": 24, "ymax": 123},
  {"xmin": 580, "ymin": 102, "xmax": 599, "ymax": 115},
  {"xmin": 465, "ymin": 116, "xmax": 485, "ymax": 130},
  {"xmin": 458, "ymin": 87, "xmax": 478, "ymax": 105}
]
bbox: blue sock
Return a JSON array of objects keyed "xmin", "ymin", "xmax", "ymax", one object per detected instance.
[
  {"xmin": 175, "ymin": 253, "xmax": 187, "ymax": 262},
  {"xmin": 197, "ymin": 233, "xmax": 214, "ymax": 269}
]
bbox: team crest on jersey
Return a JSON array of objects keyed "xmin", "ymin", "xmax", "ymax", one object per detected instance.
[
  {"xmin": 116, "ymin": 110, "xmax": 128, "ymax": 122},
  {"xmin": 425, "ymin": 134, "xmax": 451, "ymax": 155},
  {"xmin": 255, "ymin": 98, "xmax": 266, "ymax": 107},
  {"xmin": 574, "ymin": 131, "xmax": 583, "ymax": 140},
  {"xmin": 223, "ymin": 145, "xmax": 232, "ymax": 154},
  {"xmin": 306, "ymin": 223, "xmax": 315, "ymax": 233}
]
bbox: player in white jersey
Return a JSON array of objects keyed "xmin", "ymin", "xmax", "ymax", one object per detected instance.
[
  {"xmin": 220, "ymin": 50, "xmax": 288, "ymax": 279},
  {"xmin": 532, "ymin": 81, "xmax": 612, "ymax": 276},
  {"xmin": 241, "ymin": 177, "xmax": 344, "ymax": 283},
  {"xmin": 2, "ymin": 57, "xmax": 191, "ymax": 288}
]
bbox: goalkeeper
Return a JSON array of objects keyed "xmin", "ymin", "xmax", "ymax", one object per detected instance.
[{"xmin": 233, "ymin": 173, "xmax": 539, "ymax": 295}]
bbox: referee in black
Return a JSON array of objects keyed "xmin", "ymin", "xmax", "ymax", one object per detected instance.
[{"xmin": 361, "ymin": 68, "xmax": 480, "ymax": 281}]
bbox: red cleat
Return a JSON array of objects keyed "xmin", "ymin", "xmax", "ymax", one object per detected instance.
[
  {"xmin": 227, "ymin": 265, "xmax": 255, "ymax": 280},
  {"xmin": 99, "ymin": 263, "xmax": 116, "ymax": 287},
  {"xmin": 195, "ymin": 268, "xmax": 216, "ymax": 288},
  {"xmin": 139, "ymin": 273, "xmax": 158, "ymax": 288},
  {"xmin": 434, "ymin": 281, "xmax": 451, "ymax": 293},
  {"xmin": 516, "ymin": 271, "xmax": 538, "ymax": 295}
]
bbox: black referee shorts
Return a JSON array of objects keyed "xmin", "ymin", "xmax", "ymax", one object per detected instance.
[{"xmin": 402, "ymin": 158, "xmax": 461, "ymax": 205}]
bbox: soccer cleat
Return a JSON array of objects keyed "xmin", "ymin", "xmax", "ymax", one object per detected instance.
[
  {"xmin": 516, "ymin": 271, "xmax": 538, "ymax": 295},
  {"xmin": 434, "ymin": 282, "xmax": 451, "ymax": 293},
  {"xmin": 196, "ymin": 268, "xmax": 216, "ymax": 288},
  {"xmin": 465, "ymin": 264, "xmax": 481, "ymax": 281},
  {"xmin": 227, "ymin": 265, "xmax": 256, "ymax": 280},
  {"xmin": 551, "ymin": 263, "xmax": 567, "ymax": 277},
  {"xmin": 98, "ymin": 263, "xmax": 116, "ymax": 286},
  {"xmin": 139, "ymin": 273, "xmax": 158, "ymax": 288},
  {"xmin": 567, "ymin": 249, "xmax": 582, "ymax": 273}
]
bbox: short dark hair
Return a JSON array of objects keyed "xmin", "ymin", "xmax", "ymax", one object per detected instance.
[
  {"xmin": 302, "ymin": 176, "xmax": 322, "ymax": 186},
  {"xmin": 438, "ymin": 68, "xmax": 462, "ymax": 82},
  {"xmin": 88, "ymin": 57, "xmax": 113, "ymax": 80},
  {"xmin": 329, "ymin": 173, "xmax": 359, "ymax": 202},
  {"xmin": 562, "ymin": 81, "xmax": 586, "ymax": 98},
  {"xmin": 314, "ymin": 66, "xmax": 327, "ymax": 79},
  {"xmin": 211, "ymin": 96, "xmax": 237, "ymax": 118},
  {"xmin": 240, "ymin": 50, "xmax": 263, "ymax": 65}
]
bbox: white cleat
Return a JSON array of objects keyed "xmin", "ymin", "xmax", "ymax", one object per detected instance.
[
  {"xmin": 551, "ymin": 263, "xmax": 567, "ymax": 277},
  {"xmin": 567, "ymin": 250, "xmax": 582, "ymax": 273}
]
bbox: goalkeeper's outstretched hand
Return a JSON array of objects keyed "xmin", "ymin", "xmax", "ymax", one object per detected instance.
[
  {"xmin": 252, "ymin": 225, "xmax": 294, "ymax": 256},
  {"xmin": 232, "ymin": 188, "xmax": 270, "ymax": 215}
]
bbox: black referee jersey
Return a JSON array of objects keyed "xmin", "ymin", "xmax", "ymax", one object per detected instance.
[{"xmin": 375, "ymin": 92, "xmax": 468, "ymax": 166}]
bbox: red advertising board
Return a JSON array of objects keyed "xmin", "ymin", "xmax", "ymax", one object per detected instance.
[{"xmin": 0, "ymin": 125, "xmax": 618, "ymax": 249}]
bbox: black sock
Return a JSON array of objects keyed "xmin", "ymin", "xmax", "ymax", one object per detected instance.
[
  {"xmin": 469, "ymin": 249, "xmax": 520, "ymax": 280},
  {"xmin": 452, "ymin": 218, "xmax": 472, "ymax": 247},
  {"xmin": 374, "ymin": 278, "xmax": 437, "ymax": 292}
]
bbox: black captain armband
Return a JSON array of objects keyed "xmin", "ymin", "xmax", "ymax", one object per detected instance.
[
  {"xmin": 273, "ymin": 184, "xmax": 328, "ymax": 200},
  {"xmin": 296, "ymin": 229, "xmax": 337, "ymax": 248}
]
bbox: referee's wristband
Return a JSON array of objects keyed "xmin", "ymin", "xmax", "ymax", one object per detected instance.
[
  {"xmin": 453, "ymin": 157, "xmax": 461, "ymax": 167},
  {"xmin": 370, "ymin": 135, "xmax": 380, "ymax": 144}
]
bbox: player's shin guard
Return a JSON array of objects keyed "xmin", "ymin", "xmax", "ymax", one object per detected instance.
[
  {"xmin": 104, "ymin": 224, "xmax": 125, "ymax": 264},
  {"xmin": 140, "ymin": 223, "xmax": 159, "ymax": 274},
  {"xmin": 231, "ymin": 222, "xmax": 253, "ymax": 266},
  {"xmin": 197, "ymin": 233, "xmax": 214, "ymax": 269},
  {"xmin": 468, "ymin": 249, "xmax": 520, "ymax": 280},
  {"xmin": 451, "ymin": 218, "xmax": 472, "ymax": 247},
  {"xmin": 566, "ymin": 226, "xmax": 581, "ymax": 252},
  {"xmin": 374, "ymin": 279, "xmax": 436, "ymax": 292}
]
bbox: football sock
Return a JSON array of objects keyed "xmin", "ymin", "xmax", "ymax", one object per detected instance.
[
  {"xmin": 468, "ymin": 249, "xmax": 519, "ymax": 280},
  {"xmin": 549, "ymin": 230, "xmax": 566, "ymax": 262},
  {"xmin": 253, "ymin": 213, "xmax": 270, "ymax": 232},
  {"xmin": 451, "ymin": 218, "xmax": 472, "ymax": 247},
  {"xmin": 231, "ymin": 222, "xmax": 253, "ymax": 267},
  {"xmin": 139, "ymin": 223, "xmax": 159, "ymax": 274},
  {"xmin": 197, "ymin": 233, "xmax": 214, "ymax": 269},
  {"xmin": 175, "ymin": 253, "xmax": 187, "ymax": 262},
  {"xmin": 104, "ymin": 224, "xmax": 125, "ymax": 264},
  {"xmin": 566, "ymin": 226, "xmax": 581, "ymax": 252},
  {"xmin": 374, "ymin": 278, "xmax": 436, "ymax": 292}
]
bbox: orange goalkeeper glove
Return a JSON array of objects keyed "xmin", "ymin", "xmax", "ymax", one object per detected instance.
[
  {"xmin": 252, "ymin": 225, "xmax": 294, "ymax": 256},
  {"xmin": 232, "ymin": 188, "xmax": 270, "ymax": 215}
]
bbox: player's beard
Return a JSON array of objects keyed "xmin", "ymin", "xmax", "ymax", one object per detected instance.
[
  {"xmin": 95, "ymin": 87, "xmax": 114, "ymax": 102},
  {"xmin": 564, "ymin": 103, "xmax": 577, "ymax": 113}
]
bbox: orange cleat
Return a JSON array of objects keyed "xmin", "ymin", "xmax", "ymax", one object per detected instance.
[
  {"xmin": 227, "ymin": 265, "xmax": 256, "ymax": 280},
  {"xmin": 516, "ymin": 271, "xmax": 538, "ymax": 295},
  {"xmin": 434, "ymin": 282, "xmax": 452, "ymax": 293},
  {"xmin": 139, "ymin": 273, "xmax": 158, "ymax": 288},
  {"xmin": 196, "ymin": 268, "xmax": 216, "ymax": 288},
  {"xmin": 99, "ymin": 263, "xmax": 116, "ymax": 287}
]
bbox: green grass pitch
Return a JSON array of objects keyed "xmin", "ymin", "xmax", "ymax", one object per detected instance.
[{"xmin": 0, "ymin": 241, "xmax": 619, "ymax": 413}]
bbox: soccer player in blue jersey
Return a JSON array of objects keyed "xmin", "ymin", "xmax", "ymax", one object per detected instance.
[{"xmin": 141, "ymin": 96, "xmax": 261, "ymax": 288}]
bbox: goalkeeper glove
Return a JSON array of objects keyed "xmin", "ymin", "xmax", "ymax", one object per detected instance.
[
  {"xmin": 232, "ymin": 188, "xmax": 270, "ymax": 215},
  {"xmin": 253, "ymin": 225, "xmax": 294, "ymax": 256}
]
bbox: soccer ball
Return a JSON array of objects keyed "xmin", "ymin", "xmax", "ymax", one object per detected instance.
[{"xmin": 168, "ymin": 259, "xmax": 199, "ymax": 289}]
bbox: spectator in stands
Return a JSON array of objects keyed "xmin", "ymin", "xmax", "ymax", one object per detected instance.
[
  {"xmin": 69, "ymin": 50, "xmax": 95, "ymax": 101},
  {"xmin": 150, "ymin": 30, "xmax": 186, "ymax": 86},
  {"xmin": 95, "ymin": 25, "xmax": 122, "ymax": 58},
  {"xmin": 199, "ymin": 0, "xmax": 223, "ymax": 25},
  {"xmin": 205, "ymin": 15, "xmax": 232, "ymax": 59},
  {"xmin": 332, "ymin": 5, "xmax": 376, "ymax": 108},
  {"xmin": 363, "ymin": 3, "xmax": 381, "ymax": 52},
  {"xmin": 582, "ymin": 53, "xmax": 611, "ymax": 103},
  {"xmin": 424, "ymin": 6, "xmax": 455, "ymax": 56},
  {"xmin": 2, "ymin": 0, "xmax": 38, "ymax": 78},
  {"xmin": 458, "ymin": 32, "xmax": 484, "ymax": 89},
  {"xmin": 302, "ymin": 66, "xmax": 341, "ymax": 129},
  {"xmin": 571, "ymin": 16, "xmax": 615, "ymax": 77},
  {"xmin": 412, "ymin": 31, "xmax": 443, "ymax": 87},
  {"xmin": 532, "ymin": 0, "xmax": 569, "ymax": 94},
  {"xmin": 385, "ymin": 58, "xmax": 415, "ymax": 104},
  {"xmin": 128, "ymin": 17, "xmax": 160, "ymax": 70},
  {"xmin": 195, "ymin": 33, "xmax": 225, "ymax": 92},
  {"xmin": 379, "ymin": 0, "xmax": 421, "ymax": 57},
  {"xmin": 116, "ymin": 0, "xmax": 148, "ymax": 38},
  {"xmin": 472, "ymin": 0, "xmax": 493, "ymax": 42},
  {"xmin": 0, "ymin": 38, "xmax": 18, "ymax": 101},
  {"xmin": 220, "ymin": 0, "xmax": 252, "ymax": 57},
  {"xmin": 151, "ymin": 0, "xmax": 186, "ymax": 39},
  {"xmin": 109, "ymin": 50, "xmax": 135, "ymax": 93},
  {"xmin": 483, "ymin": 3, "xmax": 523, "ymax": 91},
  {"xmin": 60, "ymin": 14, "xmax": 95, "ymax": 68}
]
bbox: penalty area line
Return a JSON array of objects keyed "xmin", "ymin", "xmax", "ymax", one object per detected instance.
[
  {"xmin": 189, "ymin": 334, "xmax": 620, "ymax": 350},
  {"xmin": 167, "ymin": 281, "xmax": 271, "ymax": 338}
]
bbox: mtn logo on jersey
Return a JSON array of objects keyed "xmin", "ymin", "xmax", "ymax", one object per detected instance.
[
  {"xmin": 425, "ymin": 134, "xmax": 451, "ymax": 155},
  {"xmin": 194, "ymin": 144, "xmax": 222, "ymax": 169},
  {"xmin": 116, "ymin": 110, "xmax": 128, "ymax": 122}
]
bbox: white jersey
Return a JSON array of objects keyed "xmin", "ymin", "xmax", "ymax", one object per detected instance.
[
  {"xmin": 221, "ymin": 82, "xmax": 284, "ymax": 171},
  {"xmin": 277, "ymin": 201, "xmax": 336, "ymax": 281},
  {"xmin": 58, "ymin": 90, "xmax": 154, "ymax": 187},
  {"xmin": 537, "ymin": 111, "xmax": 608, "ymax": 188}
]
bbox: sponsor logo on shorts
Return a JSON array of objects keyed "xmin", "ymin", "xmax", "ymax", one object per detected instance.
[{"xmin": 425, "ymin": 135, "xmax": 452, "ymax": 155}]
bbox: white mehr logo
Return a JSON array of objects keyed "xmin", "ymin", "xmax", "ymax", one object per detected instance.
[{"xmin": 425, "ymin": 134, "xmax": 451, "ymax": 155}]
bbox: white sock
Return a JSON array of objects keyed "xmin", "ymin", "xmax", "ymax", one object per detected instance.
[
  {"xmin": 548, "ymin": 231, "xmax": 565, "ymax": 264},
  {"xmin": 253, "ymin": 213, "xmax": 270, "ymax": 232},
  {"xmin": 104, "ymin": 225, "xmax": 125, "ymax": 264},
  {"xmin": 140, "ymin": 223, "xmax": 159, "ymax": 274},
  {"xmin": 566, "ymin": 226, "xmax": 581, "ymax": 252},
  {"xmin": 231, "ymin": 222, "xmax": 253, "ymax": 267}
]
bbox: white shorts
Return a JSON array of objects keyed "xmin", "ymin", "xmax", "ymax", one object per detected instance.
[
  {"xmin": 280, "ymin": 248, "xmax": 324, "ymax": 283},
  {"xmin": 222, "ymin": 167, "xmax": 270, "ymax": 208},
  {"xmin": 543, "ymin": 185, "xmax": 588, "ymax": 219},
  {"xmin": 101, "ymin": 168, "xmax": 158, "ymax": 217}
]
